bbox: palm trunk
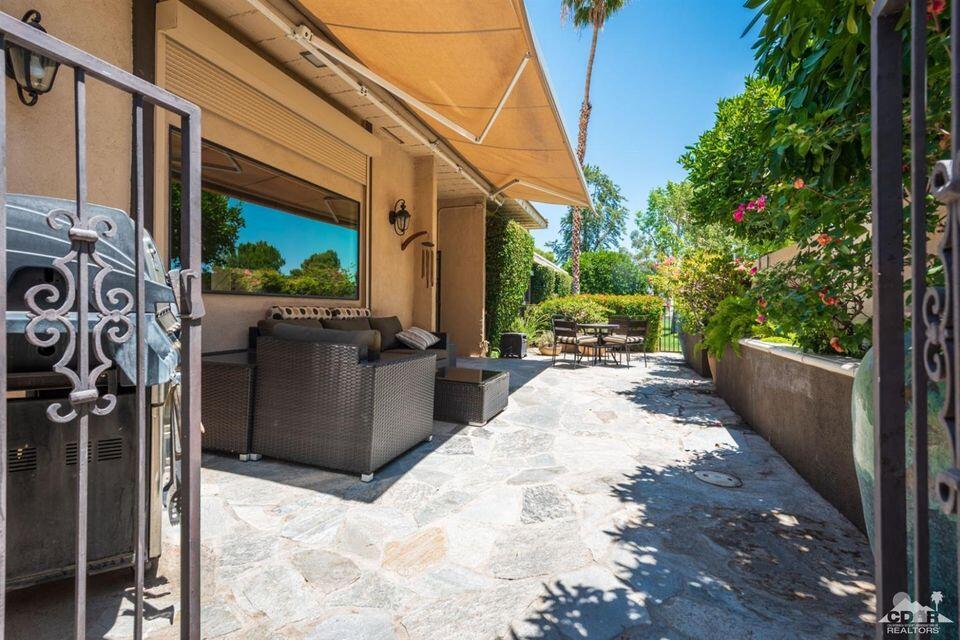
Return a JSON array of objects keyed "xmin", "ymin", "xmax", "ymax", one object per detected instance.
[{"xmin": 571, "ymin": 19, "xmax": 600, "ymax": 294}]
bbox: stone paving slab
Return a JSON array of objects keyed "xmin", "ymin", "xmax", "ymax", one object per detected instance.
[{"xmin": 7, "ymin": 354, "xmax": 874, "ymax": 639}]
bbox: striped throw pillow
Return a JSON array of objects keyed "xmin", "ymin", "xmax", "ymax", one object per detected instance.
[{"xmin": 395, "ymin": 327, "xmax": 440, "ymax": 350}]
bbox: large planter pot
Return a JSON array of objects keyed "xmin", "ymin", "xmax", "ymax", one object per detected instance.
[
  {"xmin": 537, "ymin": 344, "xmax": 561, "ymax": 357},
  {"xmin": 680, "ymin": 331, "xmax": 711, "ymax": 378},
  {"xmin": 852, "ymin": 342, "xmax": 957, "ymax": 609}
]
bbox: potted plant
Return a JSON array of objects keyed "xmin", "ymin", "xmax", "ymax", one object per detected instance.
[{"xmin": 535, "ymin": 330, "xmax": 560, "ymax": 356}]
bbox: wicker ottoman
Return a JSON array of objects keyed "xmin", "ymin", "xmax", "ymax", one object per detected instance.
[
  {"xmin": 434, "ymin": 367, "xmax": 509, "ymax": 425},
  {"xmin": 202, "ymin": 351, "xmax": 259, "ymax": 460}
]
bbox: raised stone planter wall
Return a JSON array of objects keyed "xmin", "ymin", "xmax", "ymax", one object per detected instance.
[
  {"xmin": 680, "ymin": 332, "xmax": 711, "ymax": 378},
  {"xmin": 714, "ymin": 339, "xmax": 865, "ymax": 531}
]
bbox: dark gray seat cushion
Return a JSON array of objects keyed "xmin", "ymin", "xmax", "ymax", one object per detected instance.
[
  {"xmin": 270, "ymin": 323, "xmax": 380, "ymax": 361},
  {"xmin": 322, "ymin": 317, "xmax": 373, "ymax": 332},
  {"xmin": 258, "ymin": 318, "xmax": 323, "ymax": 336},
  {"xmin": 369, "ymin": 316, "xmax": 404, "ymax": 350}
]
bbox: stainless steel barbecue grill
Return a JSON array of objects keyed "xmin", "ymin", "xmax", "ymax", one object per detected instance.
[{"xmin": 5, "ymin": 194, "xmax": 180, "ymax": 588}]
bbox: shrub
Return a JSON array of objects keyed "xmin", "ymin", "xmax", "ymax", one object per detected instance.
[
  {"xmin": 670, "ymin": 250, "xmax": 749, "ymax": 334},
  {"xmin": 554, "ymin": 271, "xmax": 573, "ymax": 297},
  {"xmin": 532, "ymin": 294, "xmax": 663, "ymax": 352},
  {"xmin": 485, "ymin": 212, "xmax": 534, "ymax": 351},
  {"xmin": 530, "ymin": 262, "xmax": 557, "ymax": 304},
  {"xmin": 569, "ymin": 250, "xmax": 647, "ymax": 294},
  {"xmin": 702, "ymin": 295, "xmax": 765, "ymax": 358},
  {"xmin": 534, "ymin": 296, "xmax": 611, "ymax": 328}
]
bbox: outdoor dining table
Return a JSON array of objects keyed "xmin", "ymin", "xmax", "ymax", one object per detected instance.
[{"xmin": 577, "ymin": 323, "xmax": 620, "ymax": 365}]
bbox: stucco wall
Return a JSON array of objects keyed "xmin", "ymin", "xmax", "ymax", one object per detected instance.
[
  {"xmin": 714, "ymin": 340, "xmax": 865, "ymax": 531},
  {"xmin": 438, "ymin": 200, "xmax": 486, "ymax": 356},
  {"xmin": 5, "ymin": 0, "xmax": 132, "ymax": 211}
]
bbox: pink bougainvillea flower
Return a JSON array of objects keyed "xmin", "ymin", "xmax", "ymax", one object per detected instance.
[
  {"xmin": 929, "ymin": 0, "xmax": 946, "ymax": 18},
  {"xmin": 818, "ymin": 291, "xmax": 837, "ymax": 306},
  {"xmin": 816, "ymin": 233, "xmax": 832, "ymax": 248},
  {"xmin": 755, "ymin": 195, "xmax": 767, "ymax": 211},
  {"xmin": 829, "ymin": 337, "xmax": 845, "ymax": 353},
  {"xmin": 794, "ymin": 178, "xmax": 805, "ymax": 190},
  {"xmin": 756, "ymin": 314, "xmax": 766, "ymax": 324},
  {"xmin": 749, "ymin": 266, "xmax": 758, "ymax": 275},
  {"xmin": 733, "ymin": 210, "xmax": 744, "ymax": 223}
]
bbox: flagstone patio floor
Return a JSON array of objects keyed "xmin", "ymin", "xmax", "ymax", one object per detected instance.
[{"xmin": 11, "ymin": 353, "xmax": 875, "ymax": 639}]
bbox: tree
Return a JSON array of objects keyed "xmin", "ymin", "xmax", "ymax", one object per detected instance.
[
  {"xmin": 225, "ymin": 241, "xmax": 285, "ymax": 271},
  {"xmin": 170, "ymin": 182, "xmax": 245, "ymax": 269},
  {"xmin": 678, "ymin": 77, "xmax": 783, "ymax": 248},
  {"xmin": 561, "ymin": 0, "xmax": 630, "ymax": 294},
  {"xmin": 632, "ymin": 180, "xmax": 740, "ymax": 264},
  {"xmin": 549, "ymin": 164, "xmax": 628, "ymax": 263},
  {"xmin": 292, "ymin": 249, "xmax": 341, "ymax": 275},
  {"xmin": 571, "ymin": 250, "xmax": 647, "ymax": 294}
]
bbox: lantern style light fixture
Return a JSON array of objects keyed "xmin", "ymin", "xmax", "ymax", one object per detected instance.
[
  {"xmin": 389, "ymin": 199, "xmax": 411, "ymax": 236},
  {"xmin": 5, "ymin": 11, "xmax": 61, "ymax": 107}
]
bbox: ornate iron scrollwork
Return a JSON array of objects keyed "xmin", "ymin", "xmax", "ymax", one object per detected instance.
[
  {"xmin": 23, "ymin": 207, "xmax": 133, "ymax": 423},
  {"xmin": 927, "ymin": 159, "xmax": 959, "ymax": 514}
]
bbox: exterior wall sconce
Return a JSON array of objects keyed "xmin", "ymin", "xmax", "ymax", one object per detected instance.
[
  {"xmin": 389, "ymin": 199, "xmax": 411, "ymax": 236},
  {"xmin": 5, "ymin": 11, "xmax": 61, "ymax": 107}
]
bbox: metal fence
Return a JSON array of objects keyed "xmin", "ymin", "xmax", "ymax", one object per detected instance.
[
  {"xmin": 871, "ymin": 0, "xmax": 958, "ymax": 637},
  {"xmin": 0, "ymin": 12, "xmax": 203, "ymax": 639},
  {"xmin": 658, "ymin": 302, "xmax": 680, "ymax": 353}
]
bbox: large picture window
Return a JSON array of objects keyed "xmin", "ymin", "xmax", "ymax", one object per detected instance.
[{"xmin": 169, "ymin": 131, "xmax": 360, "ymax": 299}]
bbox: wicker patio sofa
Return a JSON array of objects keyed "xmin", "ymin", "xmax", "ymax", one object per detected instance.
[{"xmin": 251, "ymin": 326, "xmax": 437, "ymax": 481}]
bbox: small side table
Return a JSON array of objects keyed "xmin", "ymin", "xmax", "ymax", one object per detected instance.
[
  {"xmin": 434, "ymin": 367, "xmax": 510, "ymax": 425},
  {"xmin": 202, "ymin": 350, "xmax": 260, "ymax": 460}
]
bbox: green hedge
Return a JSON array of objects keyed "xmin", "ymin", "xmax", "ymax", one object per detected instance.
[
  {"xmin": 532, "ymin": 294, "xmax": 663, "ymax": 352},
  {"xmin": 530, "ymin": 262, "xmax": 557, "ymax": 304},
  {"xmin": 485, "ymin": 212, "xmax": 534, "ymax": 351},
  {"xmin": 554, "ymin": 270, "xmax": 573, "ymax": 297},
  {"xmin": 576, "ymin": 251, "xmax": 647, "ymax": 294}
]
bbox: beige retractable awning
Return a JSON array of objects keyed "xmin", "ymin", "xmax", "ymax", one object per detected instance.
[{"xmin": 297, "ymin": 0, "xmax": 591, "ymax": 208}]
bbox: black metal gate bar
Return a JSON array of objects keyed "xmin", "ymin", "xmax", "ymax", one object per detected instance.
[
  {"xmin": 0, "ymin": 11, "xmax": 203, "ymax": 639},
  {"xmin": 0, "ymin": 32, "xmax": 7, "ymax": 640},
  {"xmin": 909, "ymin": 0, "xmax": 930, "ymax": 601},
  {"xmin": 133, "ymin": 93, "xmax": 147, "ymax": 640},
  {"xmin": 72, "ymin": 65, "xmax": 90, "ymax": 640},
  {"xmin": 179, "ymin": 112, "xmax": 203, "ymax": 640},
  {"xmin": 870, "ymin": 2, "xmax": 909, "ymax": 635}
]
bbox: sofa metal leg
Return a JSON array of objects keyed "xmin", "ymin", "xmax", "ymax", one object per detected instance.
[{"xmin": 360, "ymin": 473, "xmax": 374, "ymax": 483}]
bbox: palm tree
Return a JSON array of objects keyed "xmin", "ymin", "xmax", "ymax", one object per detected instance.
[
  {"xmin": 562, "ymin": 0, "xmax": 629, "ymax": 293},
  {"xmin": 931, "ymin": 591, "xmax": 944, "ymax": 613}
]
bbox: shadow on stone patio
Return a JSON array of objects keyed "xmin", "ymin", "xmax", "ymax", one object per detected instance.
[{"xmin": 507, "ymin": 443, "xmax": 875, "ymax": 639}]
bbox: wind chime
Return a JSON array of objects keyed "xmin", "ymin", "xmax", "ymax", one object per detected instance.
[{"xmin": 401, "ymin": 230, "xmax": 435, "ymax": 287}]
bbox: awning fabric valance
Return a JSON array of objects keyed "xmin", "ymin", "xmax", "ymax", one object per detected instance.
[{"xmin": 297, "ymin": 0, "xmax": 591, "ymax": 208}]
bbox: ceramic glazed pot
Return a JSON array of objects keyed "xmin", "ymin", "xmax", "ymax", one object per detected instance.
[{"xmin": 851, "ymin": 342, "xmax": 957, "ymax": 610}]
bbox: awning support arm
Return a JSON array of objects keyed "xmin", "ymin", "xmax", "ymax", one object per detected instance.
[
  {"xmin": 492, "ymin": 178, "xmax": 589, "ymax": 208},
  {"xmin": 476, "ymin": 53, "xmax": 531, "ymax": 144},
  {"xmin": 294, "ymin": 26, "xmax": 485, "ymax": 144}
]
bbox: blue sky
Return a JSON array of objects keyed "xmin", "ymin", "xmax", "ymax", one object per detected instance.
[
  {"xmin": 233, "ymin": 199, "xmax": 359, "ymax": 274},
  {"xmin": 524, "ymin": 0, "xmax": 760, "ymax": 253}
]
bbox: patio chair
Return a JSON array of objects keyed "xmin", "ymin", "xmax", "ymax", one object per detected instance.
[
  {"xmin": 252, "ymin": 330, "xmax": 436, "ymax": 481},
  {"xmin": 551, "ymin": 319, "xmax": 597, "ymax": 367},
  {"xmin": 606, "ymin": 319, "xmax": 648, "ymax": 367}
]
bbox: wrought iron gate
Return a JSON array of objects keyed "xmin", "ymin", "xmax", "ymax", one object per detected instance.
[
  {"xmin": 0, "ymin": 12, "xmax": 203, "ymax": 640},
  {"xmin": 658, "ymin": 301, "xmax": 680, "ymax": 353},
  {"xmin": 872, "ymin": 0, "xmax": 958, "ymax": 637}
]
